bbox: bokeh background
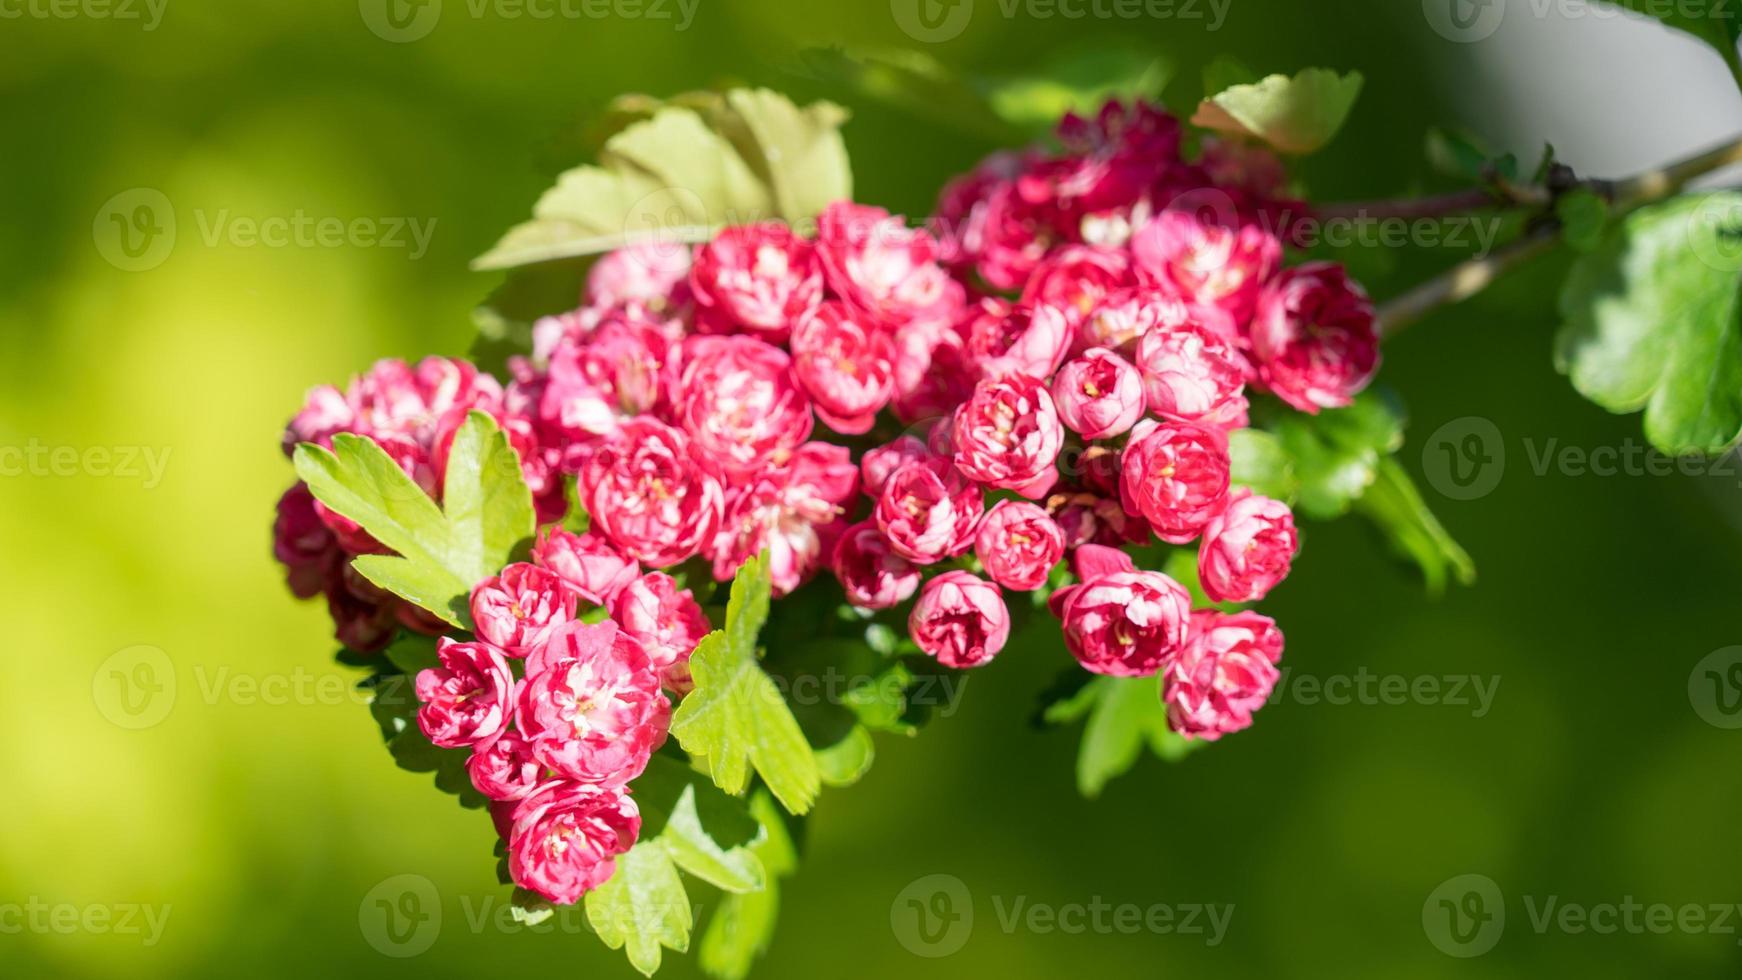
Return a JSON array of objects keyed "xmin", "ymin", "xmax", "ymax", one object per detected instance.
[{"xmin": 3, "ymin": 0, "xmax": 1741, "ymax": 977}]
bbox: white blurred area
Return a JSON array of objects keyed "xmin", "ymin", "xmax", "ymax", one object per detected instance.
[{"xmin": 1426, "ymin": 0, "xmax": 1742, "ymax": 185}]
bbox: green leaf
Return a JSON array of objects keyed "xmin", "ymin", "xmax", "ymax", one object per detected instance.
[
  {"xmin": 474, "ymin": 89, "xmax": 851, "ymax": 271},
  {"xmin": 1356, "ymin": 459, "xmax": 1476, "ymax": 595},
  {"xmin": 669, "ymin": 554, "xmax": 822, "ymax": 815},
  {"xmin": 470, "ymin": 258, "xmax": 591, "ymax": 373},
  {"xmin": 698, "ymin": 792, "xmax": 798, "ymax": 980},
  {"xmin": 1191, "ymin": 68, "xmax": 1363, "ymax": 155},
  {"xmin": 366, "ymin": 658, "xmax": 487, "ymax": 809},
  {"xmin": 1595, "ymin": 1, "xmax": 1742, "ymax": 84},
  {"xmin": 1270, "ymin": 391, "xmax": 1405, "ymax": 520},
  {"xmin": 1555, "ymin": 187, "xmax": 1610, "ymax": 253},
  {"xmin": 294, "ymin": 412, "xmax": 535, "ymax": 627},
  {"xmin": 810, "ymin": 724, "xmax": 875, "ymax": 787},
  {"xmin": 982, "ymin": 47, "xmax": 1173, "ymax": 134},
  {"xmin": 1228, "ymin": 427, "xmax": 1300, "ymax": 503},
  {"xmin": 634, "ymin": 757, "xmax": 768, "ymax": 894},
  {"xmin": 586, "ymin": 840, "xmax": 691, "ymax": 977},
  {"xmin": 1556, "ymin": 192, "xmax": 1742, "ymax": 455},
  {"xmin": 793, "ymin": 47, "xmax": 1025, "ymax": 144},
  {"xmin": 1064, "ymin": 675, "xmax": 1197, "ymax": 798}
]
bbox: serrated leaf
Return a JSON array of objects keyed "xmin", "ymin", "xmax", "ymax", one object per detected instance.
[
  {"xmin": 698, "ymin": 792, "xmax": 798, "ymax": 980},
  {"xmin": 1229, "ymin": 427, "xmax": 1300, "ymax": 502},
  {"xmin": 474, "ymin": 89, "xmax": 851, "ymax": 271},
  {"xmin": 810, "ymin": 724, "xmax": 875, "ymax": 787},
  {"xmin": 1072, "ymin": 676, "xmax": 1178, "ymax": 798},
  {"xmin": 1556, "ymin": 192, "xmax": 1742, "ymax": 454},
  {"xmin": 1595, "ymin": 1, "xmax": 1742, "ymax": 84},
  {"xmin": 1556, "ymin": 187, "xmax": 1610, "ymax": 253},
  {"xmin": 634, "ymin": 757, "xmax": 767, "ymax": 894},
  {"xmin": 367, "ymin": 667, "xmax": 487, "ymax": 808},
  {"xmin": 294, "ymin": 412, "xmax": 535, "ymax": 627},
  {"xmin": 1271, "ymin": 391, "xmax": 1405, "ymax": 519},
  {"xmin": 1191, "ymin": 68, "xmax": 1363, "ymax": 155},
  {"xmin": 669, "ymin": 554, "xmax": 822, "ymax": 815},
  {"xmin": 1356, "ymin": 458, "xmax": 1476, "ymax": 595},
  {"xmin": 586, "ymin": 841, "xmax": 691, "ymax": 977}
]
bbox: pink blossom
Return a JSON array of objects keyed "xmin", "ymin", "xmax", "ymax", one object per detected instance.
[
  {"xmin": 688, "ymin": 222, "xmax": 824, "ymax": 339},
  {"xmin": 889, "ymin": 316, "xmax": 977, "ymax": 424},
  {"xmin": 541, "ymin": 316, "xmax": 668, "ymax": 436},
  {"xmin": 274, "ymin": 483, "xmax": 339, "ymax": 599},
  {"xmin": 468, "ymin": 729, "xmax": 544, "ymax": 802},
  {"xmin": 1047, "ymin": 490, "xmax": 1151, "ymax": 549},
  {"xmin": 1051, "ymin": 348, "xmax": 1145, "ymax": 440},
  {"xmin": 1250, "ymin": 262, "xmax": 1380, "ymax": 412},
  {"xmin": 860, "ymin": 435, "xmax": 931, "ymax": 499},
  {"xmin": 964, "ymin": 302, "xmax": 1071, "ymax": 381},
  {"xmin": 709, "ymin": 442, "xmax": 858, "ymax": 595},
  {"xmin": 831, "ymin": 521, "xmax": 922, "ymax": 610},
  {"xmin": 531, "ymin": 528, "xmax": 640, "ymax": 607},
  {"xmin": 1079, "ymin": 288, "xmax": 1200, "ymax": 351},
  {"xmin": 1165, "ymin": 611, "xmax": 1284, "ymax": 740},
  {"xmin": 951, "ymin": 375, "xmax": 1063, "ymax": 498},
  {"xmin": 415, "ymin": 638, "xmax": 515, "ymax": 747},
  {"xmin": 517, "ymin": 621, "xmax": 669, "ymax": 787},
  {"xmin": 1134, "ymin": 322, "xmax": 1250, "ymax": 428},
  {"xmin": 909, "ymin": 570, "xmax": 1010, "ymax": 669},
  {"xmin": 1198, "ymin": 490, "xmax": 1299, "ymax": 604},
  {"xmin": 1119, "ymin": 420, "xmax": 1231, "ymax": 544},
  {"xmin": 1131, "ymin": 211, "xmax": 1282, "ymax": 325},
  {"xmin": 610, "ymin": 572, "xmax": 712, "ymax": 693},
  {"xmin": 956, "ymin": 178, "xmax": 1054, "ymax": 291},
  {"xmin": 874, "ymin": 459, "xmax": 983, "ymax": 564},
  {"xmin": 1050, "ymin": 546, "xmax": 1191, "ymax": 677},
  {"xmin": 470, "ymin": 563, "xmax": 578, "ymax": 657},
  {"xmin": 587, "ymin": 241, "xmax": 693, "ymax": 311},
  {"xmin": 790, "ymin": 301, "xmax": 895, "ymax": 435},
  {"xmin": 816, "ymin": 201, "xmax": 963, "ymax": 328},
  {"xmin": 282, "ymin": 384, "xmax": 354, "ymax": 455},
  {"xmin": 508, "ymin": 780, "xmax": 640, "ymax": 905},
  {"xmin": 1020, "ymin": 245, "xmax": 1133, "ymax": 328},
  {"xmin": 676, "ymin": 335, "xmax": 813, "ymax": 476},
  {"xmin": 575, "ymin": 418, "xmax": 724, "ymax": 569},
  {"xmin": 974, "ymin": 500, "xmax": 1066, "ymax": 591},
  {"xmin": 325, "ymin": 579, "xmax": 399, "ymax": 654}
]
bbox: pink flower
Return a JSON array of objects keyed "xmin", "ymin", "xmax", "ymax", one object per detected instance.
[
  {"xmin": 874, "ymin": 459, "xmax": 983, "ymax": 564},
  {"xmin": 1019, "ymin": 245, "xmax": 1133, "ymax": 328},
  {"xmin": 951, "ymin": 375, "xmax": 1063, "ymax": 498},
  {"xmin": 1250, "ymin": 262, "xmax": 1380, "ymax": 413},
  {"xmin": 1198, "ymin": 490, "xmax": 1299, "ymax": 604},
  {"xmin": 909, "ymin": 571, "xmax": 1010, "ymax": 669},
  {"xmin": 790, "ymin": 301, "xmax": 895, "ymax": 434},
  {"xmin": 1051, "ymin": 348, "xmax": 1145, "ymax": 440},
  {"xmin": 1078, "ymin": 288, "xmax": 1218, "ymax": 352},
  {"xmin": 610, "ymin": 572, "xmax": 712, "ymax": 693},
  {"xmin": 1165, "ymin": 611, "xmax": 1284, "ymax": 740},
  {"xmin": 587, "ymin": 241, "xmax": 693, "ymax": 311},
  {"xmin": 282, "ymin": 384, "xmax": 353, "ymax": 455},
  {"xmin": 688, "ymin": 222, "xmax": 823, "ymax": 339},
  {"xmin": 676, "ymin": 335, "xmax": 814, "ymax": 476},
  {"xmin": 1047, "ymin": 490, "xmax": 1151, "ymax": 549},
  {"xmin": 517, "ymin": 621, "xmax": 670, "ymax": 787},
  {"xmin": 274, "ymin": 483, "xmax": 339, "ymax": 599},
  {"xmin": 1134, "ymin": 322, "xmax": 1250, "ymax": 428},
  {"xmin": 470, "ymin": 563, "xmax": 578, "ymax": 657},
  {"xmin": 831, "ymin": 521, "xmax": 922, "ymax": 610},
  {"xmin": 964, "ymin": 302, "xmax": 1071, "ymax": 381},
  {"xmin": 541, "ymin": 317, "xmax": 668, "ymax": 436},
  {"xmin": 953, "ymin": 177, "xmax": 1054, "ymax": 291},
  {"xmin": 508, "ymin": 780, "xmax": 640, "ymax": 905},
  {"xmin": 532, "ymin": 528, "xmax": 640, "ymax": 607},
  {"xmin": 1050, "ymin": 546, "xmax": 1192, "ymax": 677},
  {"xmin": 860, "ymin": 435, "xmax": 931, "ymax": 499},
  {"xmin": 1131, "ymin": 211, "xmax": 1282, "ymax": 325},
  {"xmin": 709, "ymin": 442, "xmax": 858, "ymax": 595},
  {"xmin": 891, "ymin": 316, "xmax": 977, "ymax": 424},
  {"xmin": 575, "ymin": 418, "xmax": 724, "ymax": 568},
  {"xmin": 415, "ymin": 639, "xmax": 515, "ymax": 747},
  {"xmin": 974, "ymin": 500, "xmax": 1066, "ymax": 591},
  {"xmin": 816, "ymin": 201, "xmax": 963, "ymax": 327},
  {"xmin": 1119, "ymin": 420, "xmax": 1231, "ymax": 544},
  {"xmin": 468, "ymin": 729, "xmax": 544, "ymax": 802}
]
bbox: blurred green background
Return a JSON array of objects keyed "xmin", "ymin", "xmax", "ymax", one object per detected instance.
[{"xmin": 3, "ymin": 1, "xmax": 1741, "ymax": 977}]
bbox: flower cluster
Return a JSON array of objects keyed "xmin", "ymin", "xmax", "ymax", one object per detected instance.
[{"xmin": 273, "ymin": 99, "xmax": 1381, "ymax": 904}]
